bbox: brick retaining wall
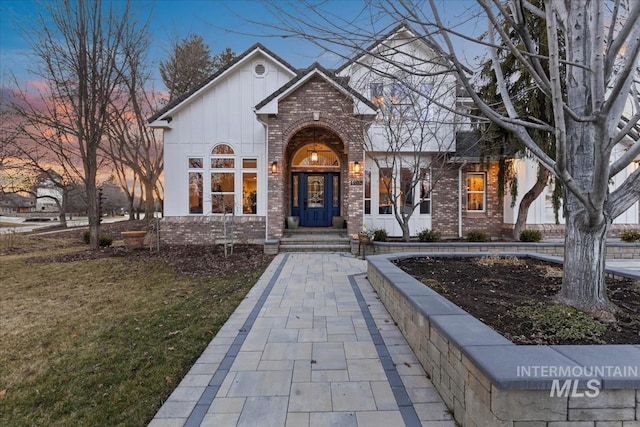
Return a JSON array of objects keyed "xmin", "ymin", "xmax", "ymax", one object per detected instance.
[{"xmin": 160, "ymin": 216, "xmax": 266, "ymax": 245}]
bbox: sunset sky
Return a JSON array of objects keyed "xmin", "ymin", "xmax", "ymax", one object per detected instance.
[{"xmin": 0, "ymin": 0, "xmax": 479, "ymax": 91}]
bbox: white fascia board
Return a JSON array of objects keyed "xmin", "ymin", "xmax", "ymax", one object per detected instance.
[
  {"xmin": 255, "ymin": 69, "xmax": 377, "ymax": 116},
  {"xmin": 148, "ymin": 120, "xmax": 172, "ymax": 129},
  {"xmin": 158, "ymin": 47, "xmax": 297, "ymax": 121}
]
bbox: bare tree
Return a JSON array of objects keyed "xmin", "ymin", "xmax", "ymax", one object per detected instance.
[
  {"xmin": 106, "ymin": 29, "xmax": 163, "ymax": 222},
  {"xmin": 262, "ymin": 0, "xmax": 640, "ymax": 318},
  {"xmin": 353, "ymin": 61, "xmax": 459, "ymax": 241},
  {"xmin": 8, "ymin": 0, "xmax": 149, "ymax": 248}
]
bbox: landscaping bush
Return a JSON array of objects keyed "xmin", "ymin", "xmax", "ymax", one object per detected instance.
[
  {"xmin": 519, "ymin": 229, "xmax": 543, "ymax": 242},
  {"xmin": 83, "ymin": 231, "xmax": 113, "ymax": 247},
  {"xmin": 99, "ymin": 235, "xmax": 113, "ymax": 247},
  {"xmin": 372, "ymin": 228, "xmax": 388, "ymax": 242},
  {"xmin": 466, "ymin": 230, "xmax": 489, "ymax": 242},
  {"xmin": 620, "ymin": 230, "xmax": 640, "ymax": 242},
  {"xmin": 417, "ymin": 228, "xmax": 441, "ymax": 242}
]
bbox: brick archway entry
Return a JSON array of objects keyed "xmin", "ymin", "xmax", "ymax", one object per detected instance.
[{"xmin": 286, "ymin": 126, "xmax": 344, "ymax": 227}]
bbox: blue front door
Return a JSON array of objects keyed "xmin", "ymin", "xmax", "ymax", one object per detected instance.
[{"xmin": 292, "ymin": 172, "xmax": 340, "ymax": 227}]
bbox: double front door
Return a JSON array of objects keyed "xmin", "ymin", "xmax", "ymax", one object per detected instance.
[{"xmin": 291, "ymin": 172, "xmax": 340, "ymax": 227}]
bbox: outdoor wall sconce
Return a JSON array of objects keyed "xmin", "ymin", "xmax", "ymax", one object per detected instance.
[
  {"xmin": 353, "ymin": 161, "xmax": 361, "ymax": 174},
  {"xmin": 271, "ymin": 161, "xmax": 278, "ymax": 174}
]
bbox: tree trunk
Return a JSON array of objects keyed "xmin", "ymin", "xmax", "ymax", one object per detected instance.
[
  {"xmin": 556, "ymin": 211, "xmax": 616, "ymax": 319},
  {"xmin": 401, "ymin": 221, "xmax": 410, "ymax": 242},
  {"xmin": 513, "ymin": 168, "xmax": 549, "ymax": 240},
  {"xmin": 143, "ymin": 178, "xmax": 155, "ymax": 222}
]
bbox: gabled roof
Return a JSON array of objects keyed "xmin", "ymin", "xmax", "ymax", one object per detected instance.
[
  {"xmin": 148, "ymin": 43, "xmax": 298, "ymax": 124},
  {"xmin": 334, "ymin": 22, "xmax": 452, "ymax": 75},
  {"xmin": 254, "ymin": 62, "xmax": 378, "ymax": 117}
]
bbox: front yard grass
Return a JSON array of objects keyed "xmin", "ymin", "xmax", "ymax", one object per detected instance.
[{"xmin": 0, "ymin": 232, "xmax": 271, "ymax": 426}]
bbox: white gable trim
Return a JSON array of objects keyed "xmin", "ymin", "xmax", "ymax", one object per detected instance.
[
  {"xmin": 152, "ymin": 47, "xmax": 297, "ymax": 124},
  {"xmin": 254, "ymin": 68, "xmax": 377, "ymax": 117}
]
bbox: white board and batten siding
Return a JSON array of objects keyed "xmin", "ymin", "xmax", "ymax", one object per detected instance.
[{"xmin": 162, "ymin": 52, "xmax": 295, "ymax": 217}]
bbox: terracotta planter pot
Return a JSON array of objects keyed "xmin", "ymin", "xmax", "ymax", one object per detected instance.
[
  {"xmin": 121, "ymin": 231, "xmax": 147, "ymax": 250},
  {"xmin": 358, "ymin": 233, "xmax": 371, "ymax": 244}
]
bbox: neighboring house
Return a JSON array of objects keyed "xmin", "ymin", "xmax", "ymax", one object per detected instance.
[
  {"xmin": 0, "ymin": 193, "xmax": 35, "ymax": 214},
  {"xmin": 149, "ymin": 24, "xmax": 638, "ymax": 246}
]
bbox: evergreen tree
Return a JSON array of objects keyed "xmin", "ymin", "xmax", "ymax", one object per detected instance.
[
  {"xmin": 159, "ymin": 35, "xmax": 236, "ymax": 101},
  {"xmin": 476, "ymin": 0, "xmax": 561, "ymax": 239}
]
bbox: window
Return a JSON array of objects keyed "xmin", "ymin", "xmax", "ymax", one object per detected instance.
[
  {"xmin": 379, "ymin": 167, "xmax": 393, "ymax": 214},
  {"xmin": 189, "ymin": 172, "xmax": 203, "ymax": 214},
  {"xmin": 418, "ymin": 83, "xmax": 434, "ymax": 120},
  {"xmin": 370, "ymin": 83, "xmax": 384, "ymax": 122},
  {"xmin": 188, "ymin": 157, "xmax": 203, "ymax": 168},
  {"xmin": 188, "ymin": 157, "xmax": 204, "ymax": 214},
  {"xmin": 419, "ymin": 168, "xmax": 431, "ymax": 214},
  {"xmin": 400, "ymin": 168, "xmax": 413, "ymax": 214},
  {"xmin": 210, "ymin": 144, "xmax": 236, "ymax": 214},
  {"xmin": 211, "ymin": 172, "xmax": 234, "ymax": 214},
  {"xmin": 390, "ymin": 82, "xmax": 411, "ymax": 121},
  {"xmin": 467, "ymin": 172, "xmax": 486, "ymax": 212},
  {"xmin": 242, "ymin": 158, "xmax": 258, "ymax": 214},
  {"xmin": 370, "ymin": 82, "xmax": 384, "ymax": 106},
  {"xmin": 364, "ymin": 168, "xmax": 371, "ymax": 214}
]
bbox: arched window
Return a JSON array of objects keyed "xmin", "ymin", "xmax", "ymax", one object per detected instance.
[{"xmin": 211, "ymin": 144, "xmax": 235, "ymax": 213}]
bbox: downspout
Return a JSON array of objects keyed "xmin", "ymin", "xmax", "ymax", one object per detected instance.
[{"xmin": 458, "ymin": 161, "xmax": 467, "ymax": 238}]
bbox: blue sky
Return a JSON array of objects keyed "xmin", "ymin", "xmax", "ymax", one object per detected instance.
[{"xmin": 0, "ymin": 0, "xmax": 480, "ymax": 90}]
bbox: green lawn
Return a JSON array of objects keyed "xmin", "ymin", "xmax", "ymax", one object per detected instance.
[{"xmin": 0, "ymin": 234, "xmax": 268, "ymax": 426}]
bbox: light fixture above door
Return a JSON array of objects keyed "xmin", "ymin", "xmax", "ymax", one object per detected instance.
[{"xmin": 310, "ymin": 127, "xmax": 318, "ymax": 163}]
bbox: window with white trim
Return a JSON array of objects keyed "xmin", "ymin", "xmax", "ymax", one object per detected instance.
[
  {"xmin": 419, "ymin": 168, "xmax": 431, "ymax": 214},
  {"xmin": 210, "ymin": 144, "xmax": 235, "ymax": 214},
  {"xmin": 467, "ymin": 172, "xmax": 486, "ymax": 212},
  {"xmin": 379, "ymin": 167, "xmax": 393, "ymax": 214},
  {"xmin": 364, "ymin": 168, "xmax": 371, "ymax": 214},
  {"xmin": 188, "ymin": 157, "xmax": 203, "ymax": 214},
  {"xmin": 242, "ymin": 158, "xmax": 258, "ymax": 214}
]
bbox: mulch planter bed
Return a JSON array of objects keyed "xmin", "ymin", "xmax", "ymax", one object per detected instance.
[{"xmin": 395, "ymin": 256, "xmax": 640, "ymax": 345}]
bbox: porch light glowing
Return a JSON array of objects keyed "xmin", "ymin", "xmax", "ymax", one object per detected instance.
[
  {"xmin": 353, "ymin": 161, "xmax": 361, "ymax": 174},
  {"xmin": 271, "ymin": 161, "xmax": 278, "ymax": 174},
  {"xmin": 310, "ymin": 146, "xmax": 318, "ymax": 163}
]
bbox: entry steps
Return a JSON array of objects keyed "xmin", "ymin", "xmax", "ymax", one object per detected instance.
[{"xmin": 279, "ymin": 228, "xmax": 351, "ymax": 252}]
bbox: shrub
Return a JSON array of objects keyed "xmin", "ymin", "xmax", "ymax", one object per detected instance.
[
  {"xmin": 372, "ymin": 228, "xmax": 388, "ymax": 242},
  {"xmin": 620, "ymin": 230, "xmax": 640, "ymax": 242},
  {"xmin": 98, "ymin": 235, "xmax": 113, "ymax": 247},
  {"xmin": 417, "ymin": 228, "xmax": 441, "ymax": 242},
  {"xmin": 513, "ymin": 302, "xmax": 606, "ymax": 344},
  {"xmin": 83, "ymin": 231, "xmax": 113, "ymax": 247},
  {"xmin": 466, "ymin": 230, "xmax": 489, "ymax": 242},
  {"xmin": 519, "ymin": 229, "xmax": 543, "ymax": 242}
]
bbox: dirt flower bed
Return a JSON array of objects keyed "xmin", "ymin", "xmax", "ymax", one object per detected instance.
[{"xmin": 395, "ymin": 256, "xmax": 640, "ymax": 345}]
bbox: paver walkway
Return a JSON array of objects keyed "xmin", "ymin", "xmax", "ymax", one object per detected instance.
[{"xmin": 149, "ymin": 253, "xmax": 455, "ymax": 427}]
